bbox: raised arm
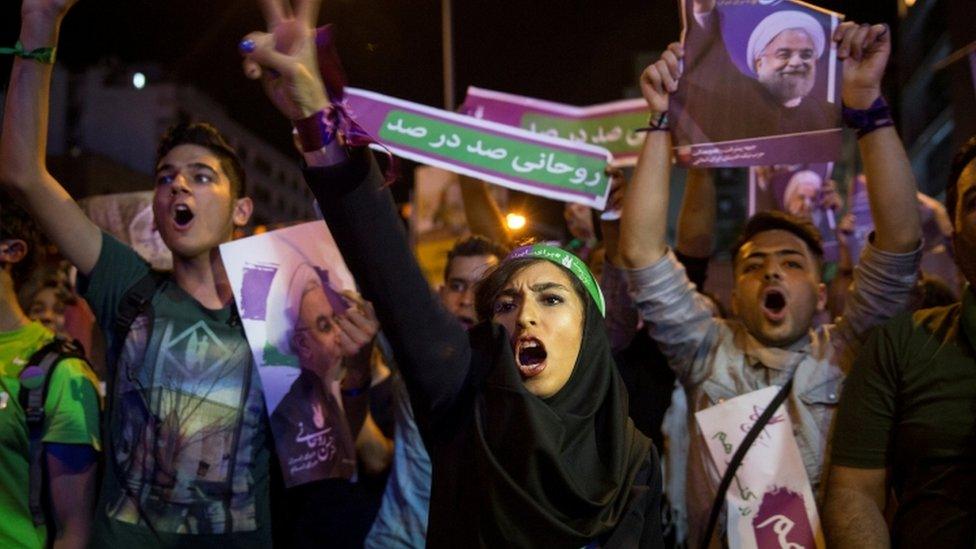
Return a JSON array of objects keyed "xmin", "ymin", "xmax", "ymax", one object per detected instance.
[
  {"xmin": 835, "ymin": 22, "xmax": 920, "ymax": 254},
  {"xmin": 241, "ymin": 0, "xmax": 472, "ymax": 422},
  {"xmin": 618, "ymin": 43, "xmax": 682, "ymax": 270},
  {"xmin": 458, "ymin": 175, "xmax": 513, "ymax": 247},
  {"xmin": 0, "ymin": 0, "xmax": 102, "ymax": 276},
  {"xmin": 675, "ymin": 169, "xmax": 715, "ymax": 259}
]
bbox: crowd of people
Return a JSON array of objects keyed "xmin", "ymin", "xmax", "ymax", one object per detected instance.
[{"xmin": 1, "ymin": 0, "xmax": 974, "ymax": 547}]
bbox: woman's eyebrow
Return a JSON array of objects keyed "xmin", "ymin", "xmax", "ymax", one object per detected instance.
[{"xmin": 529, "ymin": 282, "xmax": 569, "ymax": 293}]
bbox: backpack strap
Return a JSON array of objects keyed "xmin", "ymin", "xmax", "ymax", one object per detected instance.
[
  {"xmin": 107, "ymin": 269, "xmax": 165, "ymax": 538},
  {"xmin": 19, "ymin": 337, "xmax": 87, "ymax": 527},
  {"xmin": 110, "ymin": 270, "xmax": 166, "ymax": 368}
]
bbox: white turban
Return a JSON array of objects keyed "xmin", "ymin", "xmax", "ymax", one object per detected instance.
[
  {"xmin": 747, "ymin": 10, "xmax": 826, "ymax": 75},
  {"xmin": 783, "ymin": 170, "xmax": 823, "ymax": 206},
  {"xmin": 265, "ymin": 261, "xmax": 323, "ymax": 357}
]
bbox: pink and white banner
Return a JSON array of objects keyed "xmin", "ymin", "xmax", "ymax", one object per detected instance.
[{"xmin": 459, "ymin": 87, "xmax": 649, "ymax": 166}]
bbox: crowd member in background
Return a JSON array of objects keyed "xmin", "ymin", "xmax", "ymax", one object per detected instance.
[
  {"xmin": 366, "ymin": 235, "xmax": 508, "ymax": 548},
  {"xmin": 25, "ymin": 279, "xmax": 71, "ymax": 337},
  {"xmin": 240, "ymin": 0, "xmax": 664, "ymax": 544},
  {"xmin": 824, "ymin": 136, "xmax": 976, "ymax": 548},
  {"xmin": 830, "ymin": 187, "xmax": 960, "ymax": 318},
  {"xmin": 619, "ymin": 20, "xmax": 922, "ymax": 546},
  {"xmin": 0, "ymin": 194, "xmax": 101, "ymax": 549}
]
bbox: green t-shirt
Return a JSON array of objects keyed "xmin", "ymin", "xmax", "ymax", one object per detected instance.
[
  {"xmin": 0, "ymin": 321, "xmax": 101, "ymax": 549},
  {"xmin": 80, "ymin": 232, "xmax": 271, "ymax": 548},
  {"xmin": 831, "ymin": 289, "xmax": 976, "ymax": 546}
]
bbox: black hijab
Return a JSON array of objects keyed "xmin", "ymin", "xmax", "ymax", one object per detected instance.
[{"xmin": 470, "ymin": 262, "xmax": 655, "ymax": 547}]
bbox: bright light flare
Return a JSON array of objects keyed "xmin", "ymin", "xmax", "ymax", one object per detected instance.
[
  {"xmin": 506, "ymin": 213, "xmax": 527, "ymax": 230},
  {"xmin": 132, "ymin": 72, "xmax": 146, "ymax": 90}
]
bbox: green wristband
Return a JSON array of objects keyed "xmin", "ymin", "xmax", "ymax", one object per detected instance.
[{"xmin": 0, "ymin": 41, "xmax": 56, "ymax": 64}]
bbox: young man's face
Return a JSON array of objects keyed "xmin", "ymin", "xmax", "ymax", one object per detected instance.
[
  {"xmin": 951, "ymin": 159, "xmax": 976, "ymax": 286},
  {"xmin": 153, "ymin": 144, "xmax": 252, "ymax": 260},
  {"xmin": 755, "ymin": 29, "xmax": 817, "ymax": 107},
  {"xmin": 439, "ymin": 254, "xmax": 498, "ymax": 329},
  {"xmin": 28, "ymin": 287, "xmax": 66, "ymax": 335},
  {"xmin": 732, "ymin": 229, "xmax": 826, "ymax": 347}
]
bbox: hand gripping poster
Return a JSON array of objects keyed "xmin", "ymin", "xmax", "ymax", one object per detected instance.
[
  {"xmin": 220, "ymin": 222, "xmax": 358, "ymax": 487},
  {"xmin": 671, "ymin": 0, "xmax": 844, "ymax": 168},
  {"xmin": 695, "ymin": 386, "xmax": 825, "ymax": 549},
  {"xmin": 748, "ymin": 163, "xmax": 839, "ymax": 262}
]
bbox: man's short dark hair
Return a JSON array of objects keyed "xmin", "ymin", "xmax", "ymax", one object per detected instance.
[
  {"xmin": 0, "ymin": 190, "xmax": 40, "ymax": 290},
  {"xmin": 156, "ymin": 122, "xmax": 246, "ymax": 198},
  {"xmin": 944, "ymin": 136, "xmax": 976, "ymax": 220},
  {"xmin": 731, "ymin": 210, "xmax": 824, "ymax": 268},
  {"xmin": 443, "ymin": 235, "xmax": 510, "ymax": 282}
]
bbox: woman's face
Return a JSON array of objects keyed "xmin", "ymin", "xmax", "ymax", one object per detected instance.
[{"xmin": 491, "ymin": 261, "xmax": 584, "ymax": 398}]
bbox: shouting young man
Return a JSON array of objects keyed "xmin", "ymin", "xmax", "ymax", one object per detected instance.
[{"xmin": 618, "ymin": 23, "xmax": 922, "ymax": 548}]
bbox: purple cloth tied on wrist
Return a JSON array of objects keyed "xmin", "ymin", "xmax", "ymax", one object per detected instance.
[{"xmin": 311, "ymin": 25, "xmax": 398, "ymax": 183}]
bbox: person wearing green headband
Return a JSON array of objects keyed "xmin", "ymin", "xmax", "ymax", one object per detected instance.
[{"xmin": 239, "ymin": 1, "xmax": 664, "ymax": 545}]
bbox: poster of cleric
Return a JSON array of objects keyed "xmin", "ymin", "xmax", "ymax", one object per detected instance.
[
  {"xmin": 748, "ymin": 163, "xmax": 840, "ymax": 262},
  {"xmin": 671, "ymin": 0, "xmax": 844, "ymax": 168},
  {"xmin": 220, "ymin": 222, "xmax": 358, "ymax": 487}
]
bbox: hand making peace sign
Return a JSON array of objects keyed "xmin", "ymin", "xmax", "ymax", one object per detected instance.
[{"xmin": 241, "ymin": 0, "xmax": 330, "ymax": 120}]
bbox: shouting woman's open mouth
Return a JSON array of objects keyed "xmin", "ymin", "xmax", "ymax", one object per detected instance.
[{"xmin": 515, "ymin": 336, "xmax": 548, "ymax": 378}]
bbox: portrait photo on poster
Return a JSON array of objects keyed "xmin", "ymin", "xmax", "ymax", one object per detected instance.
[
  {"xmin": 671, "ymin": 0, "xmax": 844, "ymax": 168},
  {"xmin": 749, "ymin": 162, "xmax": 840, "ymax": 262},
  {"xmin": 220, "ymin": 222, "xmax": 358, "ymax": 487}
]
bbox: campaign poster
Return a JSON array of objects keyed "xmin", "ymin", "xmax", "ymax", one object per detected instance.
[
  {"xmin": 696, "ymin": 386, "xmax": 825, "ymax": 549},
  {"xmin": 220, "ymin": 222, "xmax": 358, "ymax": 487},
  {"xmin": 748, "ymin": 163, "xmax": 839, "ymax": 262},
  {"xmin": 671, "ymin": 0, "xmax": 844, "ymax": 168}
]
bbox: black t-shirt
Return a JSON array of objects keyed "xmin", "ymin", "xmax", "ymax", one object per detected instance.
[{"xmin": 832, "ymin": 292, "xmax": 976, "ymax": 547}]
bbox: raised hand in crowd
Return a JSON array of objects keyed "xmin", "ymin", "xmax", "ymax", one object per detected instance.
[{"xmin": 241, "ymin": 0, "xmax": 328, "ymax": 122}]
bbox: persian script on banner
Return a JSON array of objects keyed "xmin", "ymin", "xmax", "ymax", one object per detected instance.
[
  {"xmin": 695, "ymin": 386, "xmax": 825, "ymax": 549},
  {"xmin": 344, "ymin": 88, "xmax": 614, "ymax": 209},
  {"xmin": 220, "ymin": 222, "xmax": 359, "ymax": 488},
  {"xmin": 459, "ymin": 86, "xmax": 649, "ymax": 167}
]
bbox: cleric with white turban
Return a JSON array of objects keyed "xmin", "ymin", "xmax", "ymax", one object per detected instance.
[{"xmin": 747, "ymin": 10, "xmax": 826, "ymax": 75}]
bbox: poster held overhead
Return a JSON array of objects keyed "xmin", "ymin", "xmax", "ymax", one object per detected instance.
[{"xmin": 671, "ymin": 0, "xmax": 844, "ymax": 168}]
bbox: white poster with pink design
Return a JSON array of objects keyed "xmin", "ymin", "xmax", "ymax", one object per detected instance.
[{"xmin": 695, "ymin": 386, "xmax": 825, "ymax": 549}]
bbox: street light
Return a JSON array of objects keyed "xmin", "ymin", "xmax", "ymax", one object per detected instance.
[{"xmin": 506, "ymin": 213, "xmax": 527, "ymax": 231}]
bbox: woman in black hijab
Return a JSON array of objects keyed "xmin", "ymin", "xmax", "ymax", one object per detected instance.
[
  {"xmin": 240, "ymin": 2, "xmax": 662, "ymax": 543},
  {"xmin": 299, "ymin": 146, "xmax": 663, "ymax": 547}
]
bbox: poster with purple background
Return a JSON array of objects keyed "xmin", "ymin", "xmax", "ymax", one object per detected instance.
[
  {"xmin": 671, "ymin": 0, "xmax": 844, "ymax": 168},
  {"xmin": 748, "ymin": 163, "xmax": 839, "ymax": 262},
  {"xmin": 220, "ymin": 222, "xmax": 359, "ymax": 487}
]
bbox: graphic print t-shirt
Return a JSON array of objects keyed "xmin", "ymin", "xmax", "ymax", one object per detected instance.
[{"xmin": 80, "ymin": 232, "xmax": 271, "ymax": 546}]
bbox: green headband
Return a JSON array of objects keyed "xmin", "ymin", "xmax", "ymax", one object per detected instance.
[{"xmin": 505, "ymin": 244, "xmax": 606, "ymax": 317}]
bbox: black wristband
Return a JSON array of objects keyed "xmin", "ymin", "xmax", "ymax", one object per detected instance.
[
  {"xmin": 842, "ymin": 96, "xmax": 894, "ymax": 139},
  {"xmin": 635, "ymin": 111, "xmax": 669, "ymax": 133}
]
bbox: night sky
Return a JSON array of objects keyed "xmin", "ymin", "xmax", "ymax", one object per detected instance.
[{"xmin": 1, "ymin": 0, "xmax": 898, "ymax": 157}]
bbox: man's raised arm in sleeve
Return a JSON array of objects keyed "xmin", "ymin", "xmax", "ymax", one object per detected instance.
[
  {"xmin": 0, "ymin": 0, "xmax": 102, "ymax": 276},
  {"xmin": 832, "ymin": 22, "xmax": 922, "ymax": 342},
  {"xmin": 617, "ymin": 43, "xmax": 719, "ymax": 385}
]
